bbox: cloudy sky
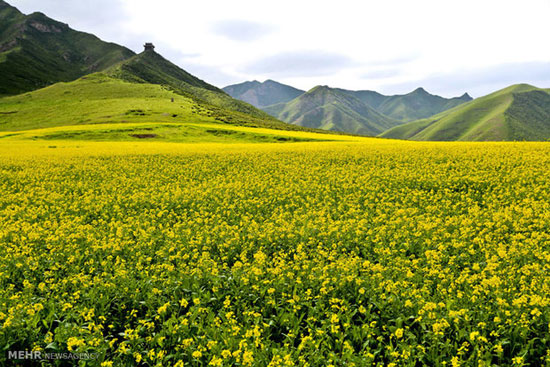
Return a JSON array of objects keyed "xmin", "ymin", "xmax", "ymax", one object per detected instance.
[{"xmin": 13, "ymin": 0, "xmax": 550, "ymax": 97}]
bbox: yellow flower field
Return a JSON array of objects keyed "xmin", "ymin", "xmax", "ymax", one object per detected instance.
[{"xmin": 0, "ymin": 139, "xmax": 549, "ymax": 366}]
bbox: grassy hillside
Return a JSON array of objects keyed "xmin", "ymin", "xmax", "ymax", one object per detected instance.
[
  {"xmin": 506, "ymin": 89, "xmax": 550, "ymax": 140},
  {"xmin": 374, "ymin": 88, "xmax": 472, "ymax": 122},
  {"xmin": 262, "ymin": 85, "xmax": 400, "ymax": 135},
  {"xmin": 381, "ymin": 84, "xmax": 550, "ymax": 141},
  {"xmin": 0, "ymin": 121, "xmax": 346, "ymax": 145},
  {"xmin": 336, "ymin": 89, "xmax": 389, "ymax": 110},
  {"xmin": 0, "ymin": 0, "xmax": 134, "ymax": 96},
  {"xmin": 106, "ymin": 50, "xmax": 275, "ymax": 120},
  {"xmin": 0, "ymin": 72, "xmax": 325, "ymax": 133},
  {"xmin": 223, "ymin": 80, "xmax": 304, "ymax": 108}
]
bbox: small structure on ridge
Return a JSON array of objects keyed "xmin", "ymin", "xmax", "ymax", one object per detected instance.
[{"xmin": 144, "ymin": 42, "xmax": 155, "ymax": 52}]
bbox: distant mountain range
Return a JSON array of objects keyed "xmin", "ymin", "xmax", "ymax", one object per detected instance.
[
  {"xmin": 222, "ymin": 80, "xmax": 304, "ymax": 108},
  {"xmin": 224, "ymin": 80, "xmax": 473, "ymax": 135},
  {"xmin": 0, "ymin": 0, "xmax": 134, "ymax": 96},
  {"xmin": 381, "ymin": 84, "xmax": 550, "ymax": 141},
  {"xmin": 226, "ymin": 79, "xmax": 550, "ymax": 140},
  {"xmin": 263, "ymin": 86, "xmax": 399, "ymax": 135}
]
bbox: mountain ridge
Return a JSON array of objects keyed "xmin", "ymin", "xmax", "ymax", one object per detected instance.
[
  {"xmin": 226, "ymin": 77, "xmax": 473, "ymax": 135},
  {"xmin": 260, "ymin": 83, "xmax": 472, "ymax": 135},
  {"xmin": 364, "ymin": 87, "xmax": 472, "ymax": 122},
  {"xmin": 263, "ymin": 85, "xmax": 400, "ymax": 135},
  {"xmin": 0, "ymin": 46, "xmax": 319, "ymax": 134},
  {"xmin": 0, "ymin": 0, "xmax": 135, "ymax": 96},
  {"xmin": 380, "ymin": 84, "xmax": 550, "ymax": 141},
  {"xmin": 105, "ymin": 50, "xmax": 272, "ymax": 119},
  {"xmin": 223, "ymin": 80, "xmax": 305, "ymax": 108}
]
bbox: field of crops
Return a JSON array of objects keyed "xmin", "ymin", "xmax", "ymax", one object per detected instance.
[{"xmin": 1, "ymin": 139, "xmax": 549, "ymax": 366}]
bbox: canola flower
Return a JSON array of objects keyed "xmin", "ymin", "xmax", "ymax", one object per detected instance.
[{"xmin": 0, "ymin": 140, "xmax": 549, "ymax": 366}]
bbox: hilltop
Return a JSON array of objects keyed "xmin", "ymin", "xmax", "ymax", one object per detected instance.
[
  {"xmin": 0, "ymin": 0, "xmax": 134, "ymax": 96},
  {"xmin": 380, "ymin": 84, "xmax": 550, "ymax": 141},
  {"xmin": 0, "ymin": 65, "xmax": 308, "ymax": 135},
  {"xmin": 105, "ymin": 49, "xmax": 270, "ymax": 119},
  {"xmin": 334, "ymin": 89, "xmax": 389, "ymax": 110},
  {"xmin": 263, "ymin": 85, "xmax": 399, "ymax": 135},
  {"xmin": 223, "ymin": 80, "xmax": 304, "ymax": 108}
]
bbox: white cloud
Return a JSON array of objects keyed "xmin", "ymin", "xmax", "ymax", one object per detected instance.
[
  {"xmin": 383, "ymin": 61, "xmax": 550, "ymax": 97},
  {"xmin": 211, "ymin": 20, "xmax": 275, "ymax": 42},
  {"xmin": 245, "ymin": 50, "xmax": 354, "ymax": 77}
]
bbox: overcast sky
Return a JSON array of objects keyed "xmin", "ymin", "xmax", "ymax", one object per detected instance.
[{"xmin": 12, "ymin": 0, "xmax": 550, "ymax": 97}]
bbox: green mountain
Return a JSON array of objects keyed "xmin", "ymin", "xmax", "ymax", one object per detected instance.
[
  {"xmin": 335, "ymin": 89, "xmax": 389, "ymax": 110},
  {"xmin": 0, "ymin": 46, "xmax": 323, "ymax": 136},
  {"xmin": 0, "ymin": 54, "xmax": 302, "ymax": 133},
  {"xmin": 339, "ymin": 87, "xmax": 472, "ymax": 121},
  {"xmin": 0, "ymin": 72, "xmax": 336, "ymax": 144},
  {"xmin": 377, "ymin": 88, "xmax": 472, "ymax": 121},
  {"xmin": 263, "ymin": 85, "xmax": 399, "ymax": 135},
  {"xmin": 247, "ymin": 79, "xmax": 472, "ymax": 135},
  {"xmin": 0, "ymin": 0, "xmax": 134, "ymax": 96},
  {"xmin": 223, "ymin": 80, "xmax": 305, "ymax": 108},
  {"xmin": 105, "ymin": 49, "xmax": 269, "ymax": 119},
  {"xmin": 0, "ymin": 1, "xmax": 317, "ymax": 139},
  {"xmin": 380, "ymin": 84, "xmax": 550, "ymax": 141}
]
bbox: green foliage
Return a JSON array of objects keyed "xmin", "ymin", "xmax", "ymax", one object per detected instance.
[
  {"xmin": 0, "ymin": 1, "xmax": 25, "ymax": 40},
  {"xmin": 13, "ymin": 122, "xmax": 333, "ymax": 144},
  {"xmin": 506, "ymin": 90, "xmax": 550, "ymax": 140},
  {"xmin": 0, "ymin": 73, "xmax": 197, "ymax": 131},
  {"xmin": 1, "ymin": 141, "xmax": 549, "ymax": 366}
]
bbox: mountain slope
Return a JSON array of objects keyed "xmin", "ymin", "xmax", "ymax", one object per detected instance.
[
  {"xmin": 0, "ymin": 71, "xmax": 320, "ymax": 134},
  {"xmin": 0, "ymin": 45, "xmax": 321, "ymax": 134},
  {"xmin": 365, "ymin": 87, "xmax": 472, "ymax": 122},
  {"xmin": 336, "ymin": 89, "xmax": 390, "ymax": 110},
  {"xmin": 223, "ymin": 80, "xmax": 305, "ymax": 108},
  {"xmin": 380, "ymin": 84, "xmax": 550, "ymax": 141},
  {"xmin": 264, "ymin": 85, "xmax": 400, "ymax": 135},
  {"xmin": 0, "ymin": 0, "xmax": 134, "ymax": 96},
  {"xmin": 105, "ymin": 50, "xmax": 273, "ymax": 119},
  {"xmin": 256, "ymin": 81, "xmax": 472, "ymax": 135}
]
